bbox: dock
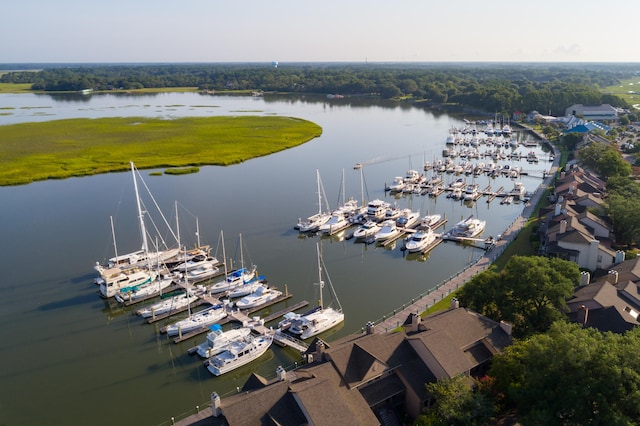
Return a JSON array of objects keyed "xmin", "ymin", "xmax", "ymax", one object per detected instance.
[
  {"xmin": 169, "ymin": 292, "xmax": 295, "ymax": 344},
  {"xmin": 273, "ymin": 330, "xmax": 309, "ymax": 353}
]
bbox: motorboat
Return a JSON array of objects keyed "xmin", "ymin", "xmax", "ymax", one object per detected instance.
[
  {"xmin": 165, "ymin": 304, "xmax": 228, "ymax": 336},
  {"xmin": 419, "ymin": 214, "xmax": 441, "ymax": 228},
  {"xmin": 234, "ymin": 285, "xmax": 282, "ymax": 310},
  {"xmin": 395, "ymin": 209, "xmax": 420, "ymax": 229},
  {"xmin": 366, "ymin": 199, "xmax": 389, "ymax": 221},
  {"xmin": 184, "ymin": 261, "xmax": 220, "ymax": 283},
  {"xmin": 227, "ymin": 278, "xmax": 265, "ymax": 298},
  {"xmin": 319, "ymin": 212, "xmax": 351, "ymax": 235},
  {"xmin": 508, "ymin": 182, "xmax": 526, "ymax": 199},
  {"xmin": 386, "ymin": 176, "xmax": 406, "ymax": 192},
  {"xmin": 463, "ymin": 183, "xmax": 479, "ymax": 201},
  {"xmin": 374, "ymin": 220, "xmax": 400, "ymax": 241},
  {"xmin": 97, "ymin": 268, "xmax": 157, "ymax": 299},
  {"xmin": 446, "ymin": 216, "xmax": 486, "ymax": 239},
  {"xmin": 195, "ymin": 324, "xmax": 252, "ymax": 359},
  {"xmin": 205, "ymin": 333, "xmax": 274, "ymax": 376},
  {"xmin": 352, "ymin": 220, "xmax": 382, "ymax": 240},
  {"xmin": 114, "ymin": 272, "xmax": 177, "ymax": 303},
  {"xmin": 170, "ymin": 255, "xmax": 218, "ymax": 273},
  {"xmin": 405, "ymin": 226, "xmax": 437, "ymax": 253},
  {"xmin": 208, "ymin": 265, "xmax": 258, "ymax": 294},
  {"xmin": 136, "ymin": 285, "xmax": 207, "ymax": 318}
]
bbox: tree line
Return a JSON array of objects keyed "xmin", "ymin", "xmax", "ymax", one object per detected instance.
[{"xmin": 1, "ymin": 63, "xmax": 635, "ymax": 116}]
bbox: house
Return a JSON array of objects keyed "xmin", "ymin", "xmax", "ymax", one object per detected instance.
[
  {"xmin": 539, "ymin": 165, "xmax": 619, "ymax": 272},
  {"xmin": 567, "ymin": 279, "xmax": 640, "ymax": 333},
  {"xmin": 565, "ymin": 104, "xmax": 618, "ymax": 121},
  {"xmin": 188, "ymin": 307, "xmax": 512, "ymax": 425}
]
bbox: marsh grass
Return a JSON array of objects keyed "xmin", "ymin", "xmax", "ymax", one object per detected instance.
[{"xmin": 0, "ymin": 116, "xmax": 322, "ymax": 186}]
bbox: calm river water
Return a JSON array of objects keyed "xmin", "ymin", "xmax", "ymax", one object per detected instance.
[{"xmin": 0, "ymin": 92, "xmax": 551, "ymax": 425}]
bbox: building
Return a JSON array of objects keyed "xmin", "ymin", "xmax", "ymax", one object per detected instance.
[
  {"xmin": 183, "ymin": 307, "xmax": 512, "ymax": 425},
  {"xmin": 565, "ymin": 104, "xmax": 618, "ymax": 121}
]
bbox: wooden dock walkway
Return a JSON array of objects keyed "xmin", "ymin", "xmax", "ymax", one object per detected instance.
[{"xmin": 373, "ymin": 144, "xmax": 559, "ymax": 334}]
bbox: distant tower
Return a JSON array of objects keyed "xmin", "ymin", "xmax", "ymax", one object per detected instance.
[{"xmin": 272, "ymin": 61, "xmax": 278, "ymax": 68}]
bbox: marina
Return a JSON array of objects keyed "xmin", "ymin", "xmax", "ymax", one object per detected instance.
[{"xmin": 0, "ymin": 92, "xmax": 556, "ymax": 426}]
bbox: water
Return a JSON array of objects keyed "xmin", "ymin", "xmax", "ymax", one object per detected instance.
[{"xmin": 0, "ymin": 92, "xmax": 551, "ymax": 425}]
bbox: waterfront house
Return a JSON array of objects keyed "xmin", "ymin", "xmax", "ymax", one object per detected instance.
[{"xmin": 196, "ymin": 307, "xmax": 512, "ymax": 425}]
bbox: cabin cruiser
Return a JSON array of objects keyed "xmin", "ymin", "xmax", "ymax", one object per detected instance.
[
  {"xmin": 405, "ymin": 226, "xmax": 437, "ymax": 253},
  {"xmin": 205, "ymin": 333, "xmax": 274, "ymax": 376}
]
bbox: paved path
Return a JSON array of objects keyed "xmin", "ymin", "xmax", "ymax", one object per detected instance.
[{"xmin": 375, "ymin": 138, "xmax": 559, "ymax": 334}]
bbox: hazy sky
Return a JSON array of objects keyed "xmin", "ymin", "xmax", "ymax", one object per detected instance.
[{"xmin": 3, "ymin": 0, "xmax": 638, "ymax": 63}]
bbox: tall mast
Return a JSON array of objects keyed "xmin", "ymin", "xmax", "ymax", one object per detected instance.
[
  {"xmin": 317, "ymin": 242, "xmax": 324, "ymax": 309},
  {"xmin": 175, "ymin": 201, "xmax": 181, "ymax": 249},
  {"xmin": 131, "ymin": 162, "xmax": 149, "ymax": 254},
  {"xmin": 109, "ymin": 215, "xmax": 118, "ymax": 262}
]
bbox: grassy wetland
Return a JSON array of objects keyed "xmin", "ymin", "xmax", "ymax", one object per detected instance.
[{"xmin": 0, "ymin": 115, "xmax": 322, "ymax": 186}]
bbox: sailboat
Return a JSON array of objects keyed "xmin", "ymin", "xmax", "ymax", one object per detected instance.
[
  {"xmin": 208, "ymin": 233, "xmax": 257, "ymax": 294},
  {"xmin": 95, "ymin": 163, "xmax": 180, "ymax": 275},
  {"xmin": 296, "ymin": 169, "xmax": 331, "ymax": 232},
  {"xmin": 288, "ymin": 243, "xmax": 344, "ymax": 339}
]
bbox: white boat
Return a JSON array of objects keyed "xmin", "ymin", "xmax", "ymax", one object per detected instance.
[
  {"xmin": 386, "ymin": 176, "xmax": 405, "ymax": 192},
  {"xmin": 208, "ymin": 234, "xmax": 257, "ymax": 294},
  {"xmin": 205, "ymin": 333, "xmax": 273, "ymax": 376},
  {"xmin": 98, "ymin": 268, "xmax": 157, "ymax": 299},
  {"xmin": 419, "ymin": 214, "xmax": 441, "ymax": 228},
  {"xmin": 374, "ymin": 219, "xmax": 401, "ymax": 241},
  {"xmin": 297, "ymin": 170, "xmax": 331, "ymax": 232},
  {"xmin": 395, "ymin": 209, "xmax": 420, "ymax": 229},
  {"xmin": 195, "ymin": 324, "xmax": 252, "ymax": 358},
  {"xmin": 136, "ymin": 285, "xmax": 206, "ymax": 318},
  {"xmin": 447, "ymin": 216, "xmax": 486, "ymax": 239},
  {"xmin": 508, "ymin": 182, "xmax": 526, "ymax": 199},
  {"xmin": 234, "ymin": 285, "xmax": 282, "ymax": 309},
  {"xmin": 208, "ymin": 265, "xmax": 257, "ymax": 294},
  {"xmin": 288, "ymin": 243, "xmax": 344, "ymax": 340},
  {"xmin": 165, "ymin": 304, "xmax": 228, "ymax": 336},
  {"xmin": 462, "ymin": 183, "xmax": 479, "ymax": 201},
  {"xmin": 319, "ymin": 212, "xmax": 350, "ymax": 235},
  {"xmin": 114, "ymin": 272, "xmax": 177, "ymax": 303},
  {"xmin": 184, "ymin": 261, "xmax": 220, "ymax": 283},
  {"xmin": 366, "ymin": 199, "xmax": 390, "ymax": 221},
  {"xmin": 405, "ymin": 226, "xmax": 437, "ymax": 253},
  {"xmin": 94, "ymin": 163, "xmax": 181, "ymax": 275},
  {"xmin": 227, "ymin": 279, "xmax": 265, "ymax": 298},
  {"xmin": 501, "ymin": 195, "xmax": 514, "ymax": 205},
  {"xmin": 352, "ymin": 220, "xmax": 382, "ymax": 240},
  {"xmin": 171, "ymin": 255, "xmax": 218, "ymax": 272}
]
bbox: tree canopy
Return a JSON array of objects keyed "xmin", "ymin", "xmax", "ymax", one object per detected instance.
[
  {"xmin": 577, "ymin": 140, "xmax": 632, "ymax": 178},
  {"xmin": 456, "ymin": 256, "xmax": 579, "ymax": 337},
  {"xmin": 490, "ymin": 321, "xmax": 640, "ymax": 425},
  {"xmin": 1, "ymin": 63, "xmax": 633, "ymax": 115}
]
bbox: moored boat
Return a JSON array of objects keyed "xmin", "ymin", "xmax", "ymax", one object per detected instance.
[
  {"xmin": 205, "ymin": 333, "xmax": 274, "ymax": 376},
  {"xmin": 405, "ymin": 226, "xmax": 437, "ymax": 253},
  {"xmin": 195, "ymin": 324, "xmax": 253, "ymax": 359}
]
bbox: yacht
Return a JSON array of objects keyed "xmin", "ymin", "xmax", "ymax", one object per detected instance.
[
  {"xmin": 195, "ymin": 324, "xmax": 252, "ymax": 359},
  {"xmin": 205, "ymin": 333, "xmax": 274, "ymax": 376},
  {"xmin": 114, "ymin": 272, "xmax": 177, "ymax": 303},
  {"xmin": 97, "ymin": 268, "xmax": 157, "ymax": 299},
  {"xmin": 352, "ymin": 220, "xmax": 382, "ymax": 240},
  {"xmin": 234, "ymin": 285, "xmax": 282, "ymax": 310},
  {"xmin": 208, "ymin": 265, "xmax": 257, "ymax": 294},
  {"xmin": 366, "ymin": 199, "xmax": 390, "ymax": 221},
  {"xmin": 508, "ymin": 182, "xmax": 526, "ymax": 200},
  {"xmin": 446, "ymin": 216, "xmax": 486, "ymax": 239},
  {"xmin": 405, "ymin": 226, "xmax": 437, "ymax": 253},
  {"xmin": 374, "ymin": 220, "xmax": 401, "ymax": 241},
  {"xmin": 136, "ymin": 285, "xmax": 206, "ymax": 318},
  {"xmin": 395, "ymin": 209, "xmax": 420, "ymax": 229},
  {"xmin": 463, "ymin": 183, "xmax": 479, "ymax": 201},
  {"xmin": 165, "ymin": 304, "xmax": 228, "ymax": 337},
  {"xmin": 319, "ymin": 212, "xmax": 351, "ymax": 235}
]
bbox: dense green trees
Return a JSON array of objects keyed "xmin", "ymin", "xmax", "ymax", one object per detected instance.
[
  {"xmin": 577, "ymin": 141, "xmax": 632, "ymax": 178},
  {"xmin": 456, "ymin": 256, "xmax": 579, "ymax": 337},
  {"xmin": 490, "ymin": 322, "xmax": 640, "ymax": 425},
  {"xmin": 605, "ymin": 176, "xmax": 640, "ymax": 247},
  {"xmin": 1, "ymin": 63, "xmax": 633, "ymax": 115}
]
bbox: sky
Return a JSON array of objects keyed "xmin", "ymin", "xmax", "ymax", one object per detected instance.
[{"xmin": 2, "ymin": 0, "xmax": 638, "ymax": 64}]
